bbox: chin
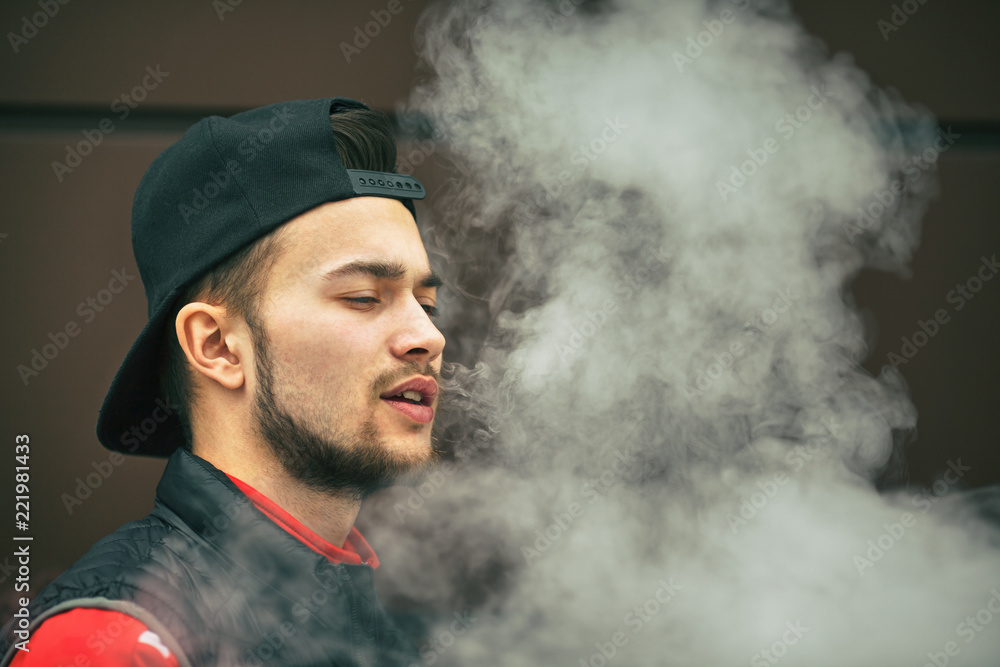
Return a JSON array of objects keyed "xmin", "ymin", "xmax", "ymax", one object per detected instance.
[
  {"xmin": 386, "ymin": 431, "xmax": 437, "ymax": 467},
  {"xmin": 393, "ymin": 433, "xmax": 435, "ymax": 460}
]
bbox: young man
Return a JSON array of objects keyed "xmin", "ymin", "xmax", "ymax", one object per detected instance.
[{"xmin": 0, "ymin": 98, "xmax": 444, "ymax": 666}]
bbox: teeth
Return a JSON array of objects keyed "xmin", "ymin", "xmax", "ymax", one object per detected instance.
[{"xmin": 401, "ymin": 390, "xmax": 423, "ymax": 402}]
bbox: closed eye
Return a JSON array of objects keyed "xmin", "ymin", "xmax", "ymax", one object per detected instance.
[{"xmin": 346, "ymin": 296, "xmax": 438, "ymax": 318}]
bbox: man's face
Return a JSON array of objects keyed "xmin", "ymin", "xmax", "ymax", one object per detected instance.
[{"xmin": 250, "ymin": 197, "xmax": 446, "ymax": 497}]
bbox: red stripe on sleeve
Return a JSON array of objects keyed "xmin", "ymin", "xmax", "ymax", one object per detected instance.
[{"xmin": 9, "ymin": 608, "xmax": 179, "ymax": 667}]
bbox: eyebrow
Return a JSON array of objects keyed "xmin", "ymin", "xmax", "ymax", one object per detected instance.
[{"xmin": 323, "ymin": 259, "xmax": 443, "ymax": 289}]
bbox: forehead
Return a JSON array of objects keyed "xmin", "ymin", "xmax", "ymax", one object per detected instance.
[{"xmin": 272, "ymin": 197, "xmax": 429, "ymax": 280}]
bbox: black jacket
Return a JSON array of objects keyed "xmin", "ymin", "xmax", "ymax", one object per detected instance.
[{"xmin": 0, "ymin": 448, "xmax": 420, "ymax": 666}]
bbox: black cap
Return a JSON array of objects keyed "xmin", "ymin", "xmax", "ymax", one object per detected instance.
[{"xmin": 97, "ymin": 97, "xmax": 426, "ymax": 456}]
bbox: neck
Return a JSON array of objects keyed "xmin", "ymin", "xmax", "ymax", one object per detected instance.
[{"xmin": 194, "ymin": 437, "xmax": 362, "ymax": 548}]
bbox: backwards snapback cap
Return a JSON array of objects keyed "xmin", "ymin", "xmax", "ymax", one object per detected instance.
[{"xmin": 97, "ymin": 97, "xmax": 426, "ymax": 456}]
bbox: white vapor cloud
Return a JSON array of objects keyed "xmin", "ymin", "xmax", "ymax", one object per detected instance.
[{"xmin": 367, "ymin": 1, "xmax": 1000, "ymax": 665}]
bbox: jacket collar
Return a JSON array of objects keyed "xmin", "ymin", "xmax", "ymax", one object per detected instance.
[
  {"xmin": 154, "ymin": 448, "xmax": 377, "ymax": 579},
  {"xmin": 224, "ymin": 471, "xmax": 379, "ymax": 568}
]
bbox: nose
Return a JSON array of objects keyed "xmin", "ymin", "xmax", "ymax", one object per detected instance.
[{"xmin": 390, "ymin": 296, "xmax": 446, "ymax": 365}]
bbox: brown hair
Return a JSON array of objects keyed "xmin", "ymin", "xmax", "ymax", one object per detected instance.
[{"xmin": 161, "ymin": 107, "xmax": 400, "ymax": 448}]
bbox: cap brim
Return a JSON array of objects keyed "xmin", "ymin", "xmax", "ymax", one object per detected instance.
[{"xmin": 97, "ymin": 288, "xmax": 185, "ymax": 456}]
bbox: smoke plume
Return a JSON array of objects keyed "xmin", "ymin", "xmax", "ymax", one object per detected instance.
[{"xmin": 368, "ymin": 1, "xmax": 1000, "ymax": 665}]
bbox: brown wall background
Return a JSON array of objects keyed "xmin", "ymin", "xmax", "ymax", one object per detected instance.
[{"xmin": 1, "ymin": 0, "xmax": 997, "ymax": 614}]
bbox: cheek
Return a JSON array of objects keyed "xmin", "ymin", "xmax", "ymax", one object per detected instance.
[{"xmin": 266, "ymin": 305, "xmax": 381, "ymax": 395}]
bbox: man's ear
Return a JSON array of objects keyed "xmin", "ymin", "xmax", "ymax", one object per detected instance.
[{"xmin": 175, "ymin": 302, "xmax": 248, "ymax": 391}]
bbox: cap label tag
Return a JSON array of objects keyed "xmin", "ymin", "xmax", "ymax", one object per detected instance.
[{"xmin": 346, "ymin": 169, "xmax": 426, "ymax": 201}]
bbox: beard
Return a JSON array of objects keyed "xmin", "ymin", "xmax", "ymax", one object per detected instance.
[{"xmin": 250, "ymin": 324, "xmax": 441, "ymax": 500}]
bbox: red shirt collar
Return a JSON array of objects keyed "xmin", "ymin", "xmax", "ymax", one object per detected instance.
[{"xmin": 224, "ymin": 472, "xmax": 379, "ymax": 569}]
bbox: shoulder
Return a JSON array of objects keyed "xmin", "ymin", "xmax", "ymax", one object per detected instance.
[
  {"xmin": 7, "ymin": 608, "xmax": 180, "ymax": 666},
  {"xmin": 7, "ymin": 513, "xmax": 206, "ymax": 657},
  {"xmin": 31, "ymin": 514, "xmax": 181, "ymax": 607}
]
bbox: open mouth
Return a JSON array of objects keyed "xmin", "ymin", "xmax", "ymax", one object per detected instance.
[
  {"xmin": 379, "ymin": 377, "xmax": 438, "ymax": 424},
  {"xmin": 383, "ymin": 389, "xmax": 432, "ymax": 406}
]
